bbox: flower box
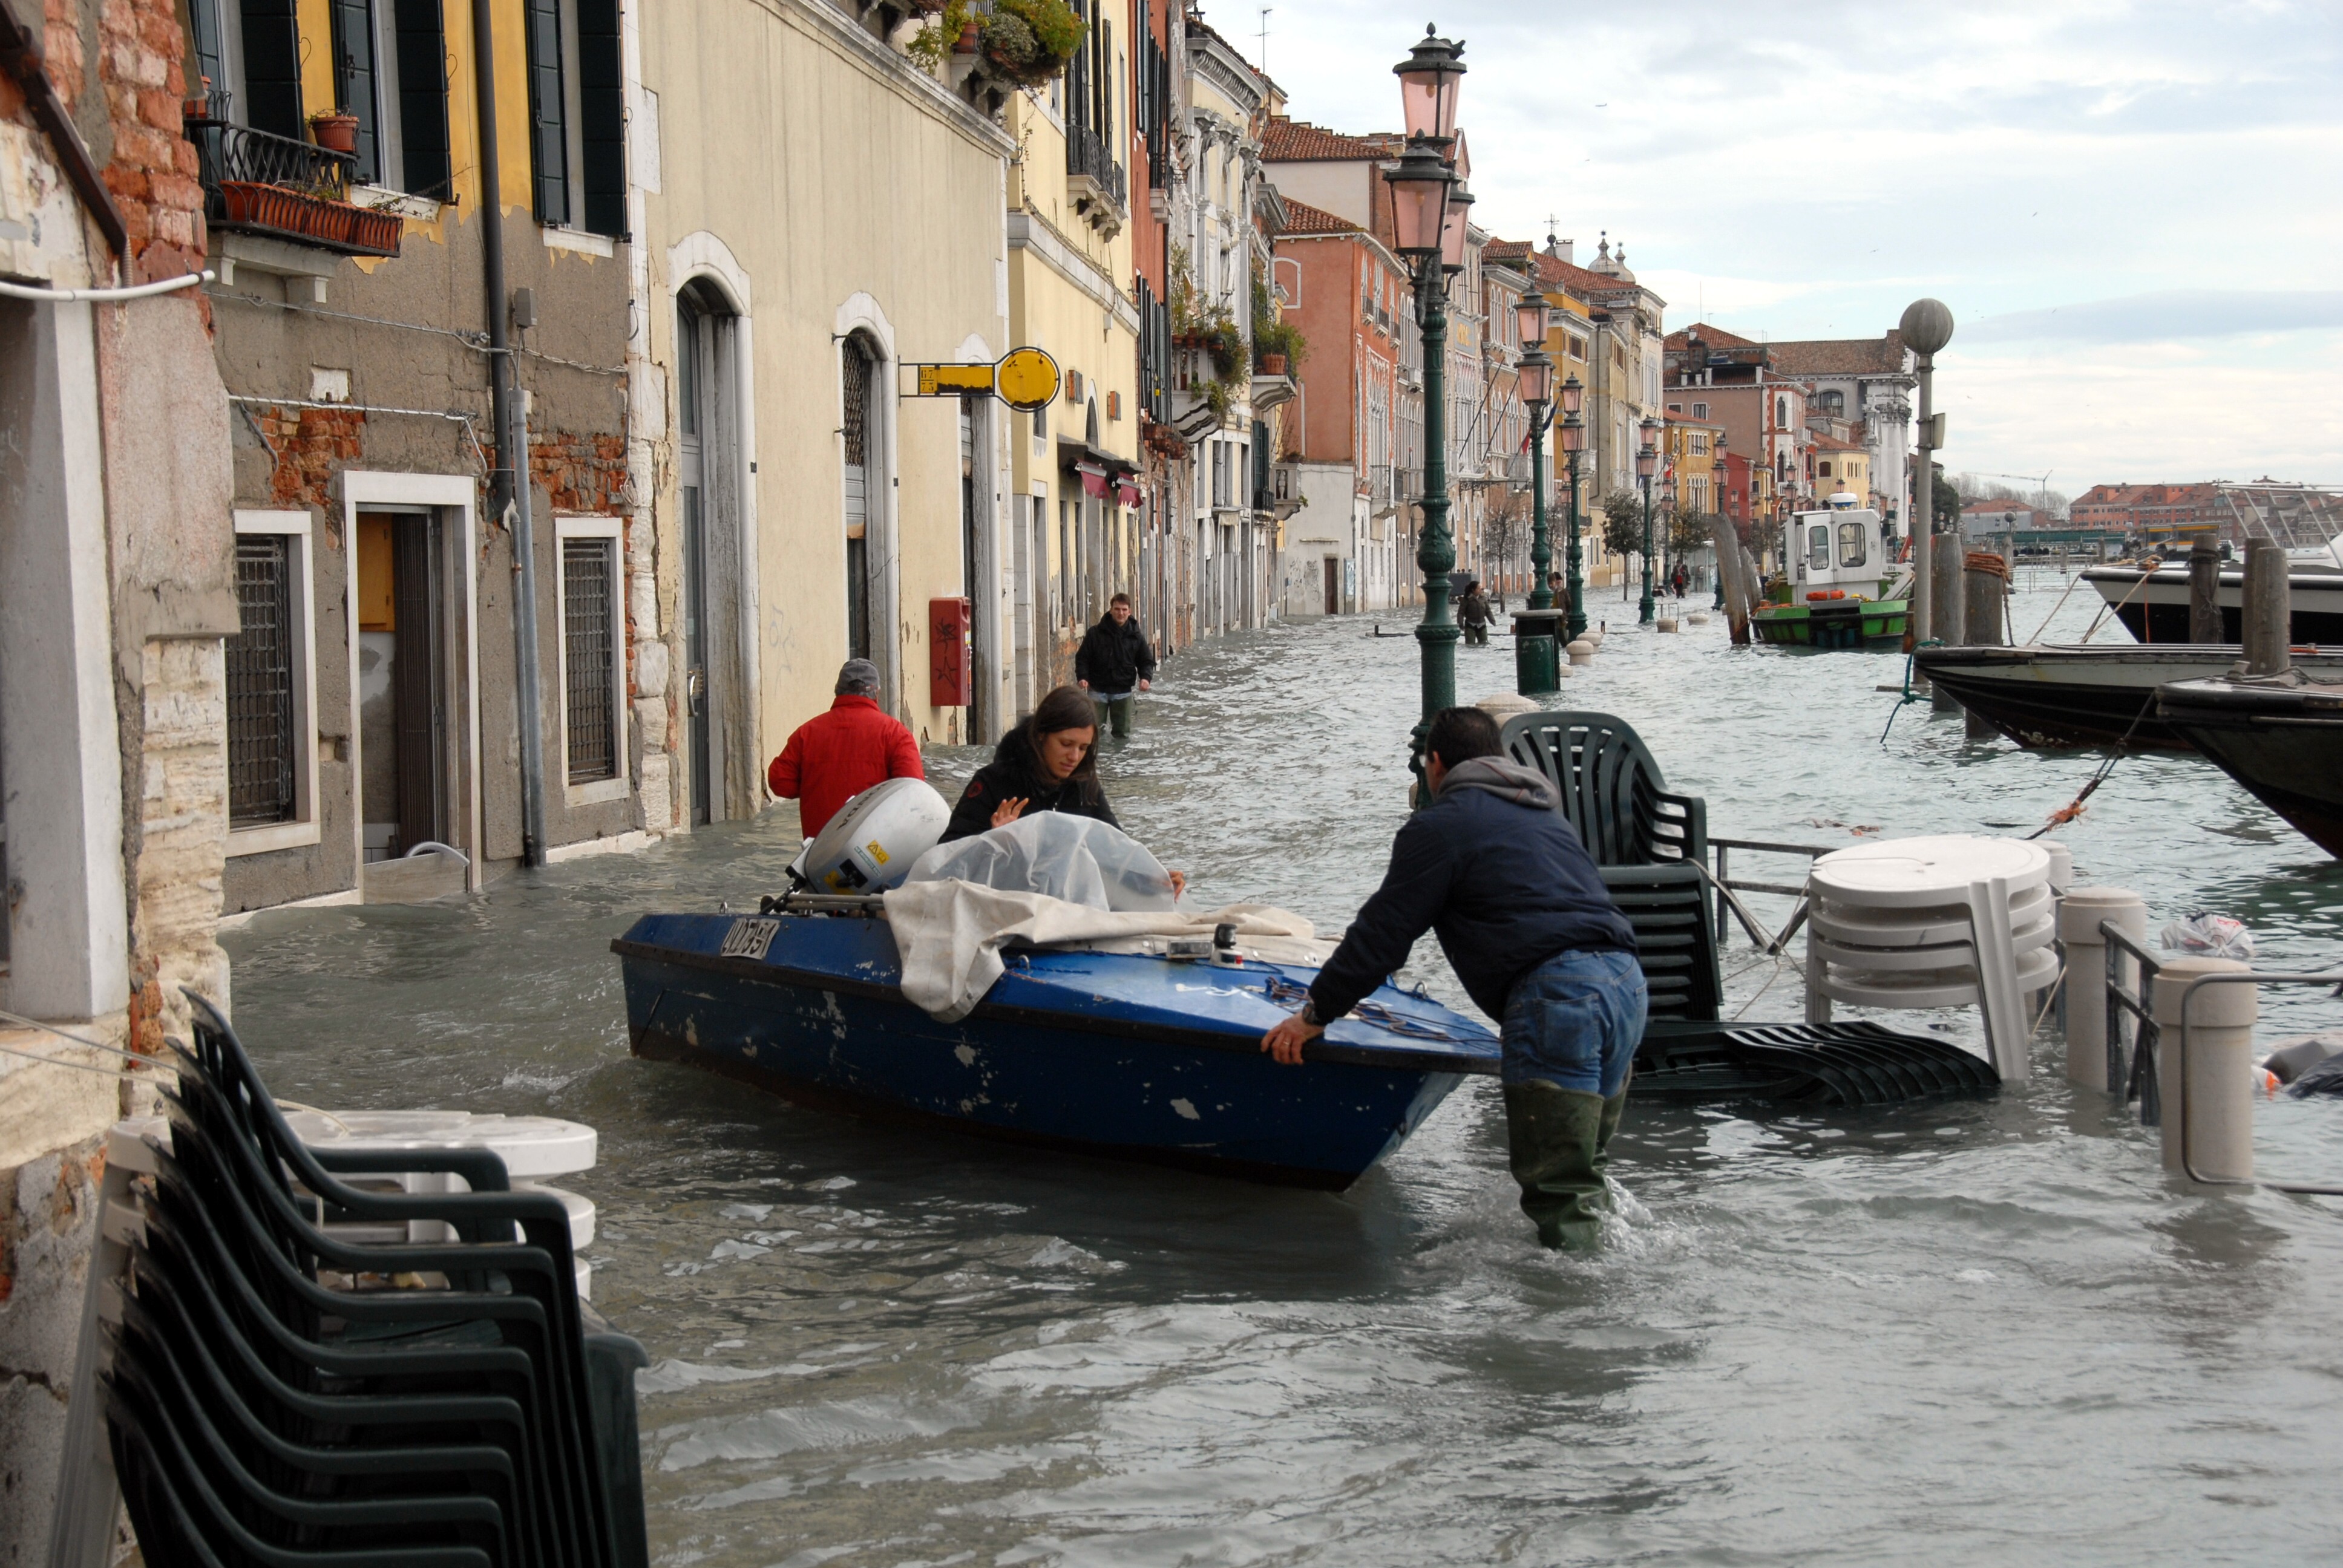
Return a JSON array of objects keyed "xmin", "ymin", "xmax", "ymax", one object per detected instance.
[{"xmin": 343, "ymin": 204, "xmax": 404, "ymax": 255}]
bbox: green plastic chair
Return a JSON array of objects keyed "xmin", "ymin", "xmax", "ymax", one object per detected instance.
[{"xmin": 1498, "ymin": 710, "xmax": 1709, "ymax": 867}]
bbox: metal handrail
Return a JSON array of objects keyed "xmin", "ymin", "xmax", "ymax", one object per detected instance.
[
  {"xmin": 1065, "ymin": 122, "xmax": 1127, "ymax": 211},
  {"xmin": 2171, "ymin": 970, "xmax": 2343, "ymax": 1195},
  {"xmin": 1711, "ymin": 837, "xmax": 1838, "ymax": 950},
  {"xmin": 185, "ymin": 117, "xmax": 354, "ymax": 202},
  {"xmin": 2103, "ymin": 921, "xmax": 2161, "ymax": 1125}
]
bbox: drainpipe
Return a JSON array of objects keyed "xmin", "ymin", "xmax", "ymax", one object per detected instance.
[{"xmin": 471, "ymin": 0, "xmax": 549, "ymax": 866}]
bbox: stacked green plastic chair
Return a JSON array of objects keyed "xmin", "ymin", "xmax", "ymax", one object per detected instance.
[{"xmin": 94, "ymin": 994, "xmax": 649, "ymax": 1567}]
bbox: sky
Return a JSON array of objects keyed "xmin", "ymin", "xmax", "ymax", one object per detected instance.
[{"xmin": 1231, "ymin": 0, "xmax": 2343, "ymax": 494}]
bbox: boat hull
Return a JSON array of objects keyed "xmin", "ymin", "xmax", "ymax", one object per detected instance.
[
  {"xmin": 612, "ymin": 912, "xmax": 1488, "ymax": 1189},
  {"xmin": 2084, "ymin": 564, "xmax": 2343, "ymax": 644},
  {"xmin": 1918, "ymin": 645, "xmax": 2343, "ymax": 751},
  {"xmin": 1752, "ymin": 598, "xmax": 1909, "ymax": 650},
  {"xmin": 2157, "ymin": 680, "xmax": 2343, "ymax": 858}
]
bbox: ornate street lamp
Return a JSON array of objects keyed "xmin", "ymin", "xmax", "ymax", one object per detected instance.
[
  {"xmin": 1636, "ymin": 415, "xmax": 1660, "ymax": 624},
  {"xmin": 1712, "ymin": 430, "xmax": 1729, "ymax": 609},
  {"xmin": 1559, "ymin": 373, "xmax": 1586, "ymax": 639},
  {"xmin": 1385, "ymin": 28, "xmax": 1463, "ymax": 790},
  {"xmin": 1515, "ymin": 287, "xmax": 1555, "ymax": 612}
]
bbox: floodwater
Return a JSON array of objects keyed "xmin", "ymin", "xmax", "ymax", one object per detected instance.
[{"xmin": 224, "ymin": 575, "xmax": 2343, "ymax": 1566}]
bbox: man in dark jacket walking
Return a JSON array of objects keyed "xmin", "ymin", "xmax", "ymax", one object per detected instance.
[
  {"xmin": 1260, "ymin": 707, "xmax": 1647, "ymax": 1249},
  {"xmin": 1074, "ymin": 592, "xmax": 1156, "ymax": 737}
]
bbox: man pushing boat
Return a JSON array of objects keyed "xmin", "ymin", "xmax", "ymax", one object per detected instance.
[{"xmin": 1259, "ymin": 706, "xmax": 1647, "ymax": 1250}]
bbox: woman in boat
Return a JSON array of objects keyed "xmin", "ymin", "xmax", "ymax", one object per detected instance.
[{"xmin": 941, "ymin": 685, "xmax": 1122, "ymax": 843}]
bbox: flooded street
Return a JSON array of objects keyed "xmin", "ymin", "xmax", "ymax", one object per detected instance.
[{"xmin": 224, "ymin": 580, "xmax": 2343, "ymax": 1566}]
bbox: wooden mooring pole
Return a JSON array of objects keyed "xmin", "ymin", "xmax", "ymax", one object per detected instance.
[
  {"xmin": 2242, "ymin": 538, "xmax": 2290, "ymax": 676},
  {"xmin": 1931, "ymin": 533, "xmax": 1965, "ymax": 709},
  {"xmin": 2189, "ymin": 536, "xmax": 2223, "ymax": 644},
  {"xmin": 1964, "ymin": 552, "xmax": 2005, "ymax": 739}
]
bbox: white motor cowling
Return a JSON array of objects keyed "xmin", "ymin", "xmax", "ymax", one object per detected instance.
[{"xmin": 787, "ymin": 777, "xmax": 949, "ymax": 894}]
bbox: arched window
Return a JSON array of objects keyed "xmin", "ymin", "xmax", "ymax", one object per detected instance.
[
  {"xmin": 1815, "ymin": 389, "xmax": 1845, "ymax": 416},
  {"xmin": 1775, "ymin": 394, "xmax": 1788, "ymax": 426},
  {"xmin": 841, "ymin": 334, "xmax": 879, "ymax": 662}
]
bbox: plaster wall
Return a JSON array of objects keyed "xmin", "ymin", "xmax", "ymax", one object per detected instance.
[{"xmin": 638, "ymin": 0, "xmax": 1012, "ymax": 773}]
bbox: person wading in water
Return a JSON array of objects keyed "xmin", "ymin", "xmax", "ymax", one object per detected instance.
[
  {"xmin": 1258, "ymin": 706, "xmax": 1645, "ymax": 1249},
  {"xmin": 1074, "ymin": 592, "xmax": 1156, "ymax": 739}
]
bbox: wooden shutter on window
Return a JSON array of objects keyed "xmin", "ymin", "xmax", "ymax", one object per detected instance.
[
  {"xmin": 577, "ymin": 0, "xmax": 625, "ymax": 237},
  {"xmin": 329, "ymin": 0, "xmax": 381, "ymax": 184},
  {"xmin": 393, "ymin": 0, "xmax": 451, "ymax": 198},
  {"xmin": 524, "ymin": 0, "xmax": 569, "ymax": 224},
  {"xmin": 238, "ymin": 0, "xmax": 304, "ymax": 140}
]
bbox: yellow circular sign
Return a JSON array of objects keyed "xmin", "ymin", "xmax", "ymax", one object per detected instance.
[{"xmin": 994, "ymin": 347, "xmax": 1060, "ymax": 413}]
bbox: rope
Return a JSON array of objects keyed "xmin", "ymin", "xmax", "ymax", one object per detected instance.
[
  {"xmin": 1878, "ymin": 641, "xmax": 1942, "ymax": 747},
  {"xmin": 2025, "ymin": 697, "xmax": 2152, "ymax": 838},
  {"xmin": 2079, "ymin": 555, "xmax": 2161, "ymax": 644}
]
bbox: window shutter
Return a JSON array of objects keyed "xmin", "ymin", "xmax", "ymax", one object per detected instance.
[
  {"xmin": 237, "ymin": 0, "xmax": 305, "ymax": 140},
  {"xmin": 524, "ymin": 0, "xmax": 569, "ymax": 224},
  {"xmin": 393, "ymin": 0, "xmax": 451, "ymax": 198},
  {"xmin": 576, "ymin": 0, "xmax": 625, "ymax": 237},
  {"xmin": 329, "ymin": 0, "xmax": 381, "ymax": 183}
]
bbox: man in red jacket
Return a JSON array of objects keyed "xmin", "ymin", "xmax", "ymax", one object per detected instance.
[{"xmin": 766, "ymin": 659, "xmax": 924, "ymax": 836}]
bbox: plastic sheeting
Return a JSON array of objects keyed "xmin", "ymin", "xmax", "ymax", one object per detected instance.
[{"xmin": 903, "ymin": 813, "xmax": 1178, "ymax": 912}]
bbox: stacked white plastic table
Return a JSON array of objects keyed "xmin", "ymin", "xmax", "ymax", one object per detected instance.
[{"xmin": 1804, "ymin": 835, "xmax": 2057, "ymax": 1082}]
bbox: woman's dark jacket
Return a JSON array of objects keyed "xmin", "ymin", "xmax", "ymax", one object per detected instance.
[
  {"xmin": 1073, "ymin": 615, "xmax": 1157, "ymax": 693},
  {"xmin": 940, "ymin": 724, "xmax": 1121, "ymax": 842}
]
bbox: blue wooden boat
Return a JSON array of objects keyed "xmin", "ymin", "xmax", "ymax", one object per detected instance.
[{"xmin": 611, "ymin": 905, "xmax": 1496, "ymax": 1189}]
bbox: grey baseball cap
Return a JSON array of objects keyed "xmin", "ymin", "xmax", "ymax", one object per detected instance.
[{"xmin": 835, "ymin": 659, "xmax": 880, "ymax": 697}]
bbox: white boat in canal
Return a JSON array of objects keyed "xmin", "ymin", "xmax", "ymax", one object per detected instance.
[{"xmin": 2083, "ymin": 536, "xmax": 2343, "ymax": 644}]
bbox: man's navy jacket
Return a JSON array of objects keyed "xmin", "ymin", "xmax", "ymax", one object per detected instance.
[{"xmin": 1307, "ymin": 760, "xmax": 1637, "ymax": 1024}]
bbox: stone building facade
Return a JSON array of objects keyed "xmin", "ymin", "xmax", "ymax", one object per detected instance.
[{"xmin": 1, "ymin": 0, "xmax": 235, "ymax": 1550}]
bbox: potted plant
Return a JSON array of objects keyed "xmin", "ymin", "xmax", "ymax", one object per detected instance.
[
  {"xmin": 979, "ymin": 0, "xmax": 1084, "ymax": 87},
  {"xmin": 309, "ymin": 111, "xmax": 359, "ymax": 154}
]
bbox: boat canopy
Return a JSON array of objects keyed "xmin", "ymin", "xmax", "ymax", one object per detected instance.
[{"xmin": 906, "ymin": 814, "xmax": 1179, "ymax": 912}]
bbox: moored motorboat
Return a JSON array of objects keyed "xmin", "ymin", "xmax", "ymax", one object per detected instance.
[
  {"xmin": 2084, "ymin": 549, "xmax": 2343, "ymax": 644},
  {"xmin": 1752, "ymin": 495, "xmax": 1912, "ymax": 650},
  {"xmin": 1915, "ymin": 644, "xmax": 2343, "ymax": 750},
  {"xmin": 2156, "ymin": 675, "xmax": 2343, "ymax": 857}
]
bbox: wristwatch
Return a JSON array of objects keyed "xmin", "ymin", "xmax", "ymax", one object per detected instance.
[{"xmin": 1299, "ymin": 999, "xmax": 1323, "ymax": 1027}]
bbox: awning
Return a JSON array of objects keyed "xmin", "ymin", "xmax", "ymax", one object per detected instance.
[
  {"xmin": 1114, "ymin": 479, "xmax": 1141, "ymax": 508},
  {"xmin": 1075, "ymin": 462, "xmax": 1109, "ymax": 498}
]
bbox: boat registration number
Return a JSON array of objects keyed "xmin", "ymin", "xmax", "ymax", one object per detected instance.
[{"xmin": 719, "ymin": 918, "xmax": 781, "ymax": 961}]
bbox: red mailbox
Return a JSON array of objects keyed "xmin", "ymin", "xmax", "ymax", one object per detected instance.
[{"xmin": 929, "ymin": 596, "xmax": 972, "ymax": 707}]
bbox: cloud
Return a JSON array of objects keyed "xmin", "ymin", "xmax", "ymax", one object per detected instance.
[{"xmin": 1961, "ymin": 291, "xmax": 2343, "ymax": 346}]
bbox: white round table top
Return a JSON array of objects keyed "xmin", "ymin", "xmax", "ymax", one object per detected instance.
[
  {"xmin": 1810, "ymin": 835, "xmax": 2052, "ymax": 907},
  {"xmin": 277, "ymin": 1109, "xmax": 597, "ymax": 1179}
]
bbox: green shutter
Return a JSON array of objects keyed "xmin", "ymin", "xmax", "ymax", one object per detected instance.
[
  {"xmin": 576, "ymin": 0, "xmax": 624, "ymax": 237},
  {"xmin": 393, "ymin": 0, "xmax": 451, "ymax": 198},
  {"xmin": 329, "ymin": 0, "xmax": 380, "ymax": 183},
  {"xmin": 523, "ymin": 0, "xmax": 569, "ymax": 224},
  {"xmin": 237, "ymin": 0, "xmax": 304, "ymax": 140}
]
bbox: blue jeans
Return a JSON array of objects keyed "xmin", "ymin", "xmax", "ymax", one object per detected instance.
[{"xmin": 1499, "ymin": 949, "xmax": 1647, "ymax": 1096}]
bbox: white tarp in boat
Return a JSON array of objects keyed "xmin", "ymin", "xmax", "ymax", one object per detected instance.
[
  {"xmin": 903, "ymin": 812, "xmax": 1179, "ymax": 911},
  {"xmin": 885, "ymin": 818, "xmax": 1328, "ymax": 1020}
]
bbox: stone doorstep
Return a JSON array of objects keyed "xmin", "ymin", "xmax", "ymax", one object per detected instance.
[{"xmin": 359, "ymin": 851, "xmax": 468, "ymax": 906}]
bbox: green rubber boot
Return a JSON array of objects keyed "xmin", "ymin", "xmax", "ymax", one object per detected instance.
[{"xmin": 1504, "ymin": 1080, "xmax": 1611, "ymax": 1251}]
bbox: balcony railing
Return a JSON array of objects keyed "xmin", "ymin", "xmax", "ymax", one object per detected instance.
[
  {"xmin": 187, "ymin": 119, "xmax": 402, "ymax": 258},
  {"xmin": 1065, "ymin": 122, "xmax": 1127, "ymax": 217}
]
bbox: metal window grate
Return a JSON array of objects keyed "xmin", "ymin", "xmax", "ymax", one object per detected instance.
[
  {"xmin": 228, "ymin": 534, "xmax": 298, "ymax": 826},
  {"xmin": 564, "ymin": 537, "xmax": 617, "ymax": 783}
]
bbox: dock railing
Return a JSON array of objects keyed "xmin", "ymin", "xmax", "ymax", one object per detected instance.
[
  {"xmin": 1709, "ymin": 837, "xmax": 1838, "ymax": 952},
  {"xmin": 2103, "ymin": 920, "xmax": 2343, "ymax": 1194}
]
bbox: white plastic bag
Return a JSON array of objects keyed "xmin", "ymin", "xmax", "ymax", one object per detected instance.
[
  {"xmin": 903, "ymin": 812, "xmax": 1178, "ymax": 912},
  {"xmin": 2159, "ymin": 912, "xmax": 2255, "ymax": 961}
]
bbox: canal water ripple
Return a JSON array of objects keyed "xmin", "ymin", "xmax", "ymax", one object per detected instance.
[{"xmin": 225, "ymin": 578, "xmax": 2343, "ymax": 1566}]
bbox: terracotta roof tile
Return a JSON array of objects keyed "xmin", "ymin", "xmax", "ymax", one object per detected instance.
[
  {"xmin": 1762, "ymin": 334, "xmax": 1910, "ymax": 375},
  {"xmin": 1277, "ymin": 197, "xmax": 1363, "ymax": 237},
  {"xmin": 1260, "ymin": 119, "xmax": 1401, "ymax": 162},
  {"xmin": 1666, "ymin": 322, "xmax": 1760, "ymax": 350}
]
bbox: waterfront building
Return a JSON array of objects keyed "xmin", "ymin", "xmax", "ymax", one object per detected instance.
[
  {"xmin": 1811, "ymin": 430, "xmax": 1870, "ymax": 503},
  {"xmin": 1762, "ymin": 333, "xmax": 1916, "ymax": 535},
  {"xmin": 1002, "ymin": 5, "xmax": 1145, "ymax": 708},
  {"xmin": 1665, "ymin": 323, "xmax": 1812, "ymax": 569},
  {"xmin": 2070, "ymin": 480, "xmax": 2342, "ymax": 549},
  {"xmin": 169, "ymin": 0, "xmax": 643, "ymax": 909},
  {"xmin": 1268, "ymin": 197, "xmax": 1412, "ymax": 614},
  {"xmin": 632, "ymin": 0, "xmax": 1017, "ymax": 794},
  {"xmin": 1, "ymin": 0, "xmax": 235, "ymax": 1546}
]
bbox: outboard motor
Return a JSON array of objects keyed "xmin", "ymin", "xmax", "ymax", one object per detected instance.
[{"xmin": 785, "ymin": 777, "xmax": 949, "ymax": 894}]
